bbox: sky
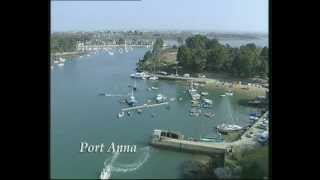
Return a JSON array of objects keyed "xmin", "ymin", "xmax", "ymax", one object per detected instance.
[{"xmin": 51, "ymin": 0, "xmax": 268, "ymax": 33}]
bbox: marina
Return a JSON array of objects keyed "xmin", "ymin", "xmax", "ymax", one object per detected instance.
[{"xmin": 51, "ymin": 46, "xmax": 268, "ymax": 179}]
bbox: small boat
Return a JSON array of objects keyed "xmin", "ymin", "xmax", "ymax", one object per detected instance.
[
  {"xmin": 130, "ymin": 72, "xmax": 149, "ymax": 79},
  {"xmin": 57, "ymin": 63, "xmax": 64, "ymax": 67},
  {"xmin": 217, "ymin": 123, "xmax": 243, "ymax": 134},
  {"xmin": 126, "ymin": 95, "xmax": 136, "ymax": 106},
  {"xmin": 204, "ymin": 112, "xmax": 215, "ymax": 118},
  {"xmin": 127, "ymin": 111, "xmax": 132, "ymax": 116},
  {"xmin": 155, "ymin": 94, "xmax": 166, "ymax": 103},
  {"xmin": 225, "ymin": 90, "xmax": 234, "ymax": 96},
  {"xmin": 220, "ymin": 94, "xmax": 226, "ymax": 97},
  {"xmin": 108, "ymin": 51, "xmax": 114, "ymax": 56},
  {"xmin": 118, "ymin": 112, "xmax": 125, "ymax": 118},
  {"xmin": 191, "ymin": 100, "xmax": 200, "ymax": 107},
  {"xmin": 201, "ymin": 92, "xmax": 209, "ymax": 96},
  {"xmin": 249, "ymin": 116, "xmax": 259, "ymax": 121},
  {"xmin": 98, "ymin": 92, "xmax": 106, "ymax": 96},
  {"xmin": 100, "ymin": 165, "xmax": 111, "ymax": 179},
  {"xmin": 257, "ymin": 131, "xmax": 269, "ymax": 144},
  {"xmin": 137, "ymin": 109, "xmax": 142, "ymax": 114},
  {"xmin": 151, "ymin": 86, "xmax": 159, "ymax": 90},
  {"xmin": 169, "ymin": 98, "xmax": 176, "ymax": 101},
  {"xmin": 59, "ymin": 57, "xmax": 66, "ymax": 62},
  {"xmin": 50, "ymin": 66, "xmax": 54, "ymax": 70},
  {"xmin": 149, "ymin": 76, "xmax": 158, "ymax": 80},
  {"xmin": 53, "ymin": 60, "xmax": 59, "ymax": 64},
  {"xmin": 191, "ymin": 93, "xmax": 201, "ymax": 100},
  {"xmin": 118, "ymin": 48, "xmax": 123, "ymax": 54},
  {"xmin": 203, "ymin": 98, "xmax": 213, "ymax": 105}
]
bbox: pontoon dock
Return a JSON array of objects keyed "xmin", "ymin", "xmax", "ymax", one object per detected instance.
[{"xmin": 121, "ymin": 102, "xmax": 169, "ymax": 111}]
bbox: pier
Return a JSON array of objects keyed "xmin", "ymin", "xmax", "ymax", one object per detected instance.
[
  {"xmin": 151, "ymin": 137, "xmax": 229, "ymax": 155},
  {"xmin": 149, "ymin": 111, "xmax": 269, "ymax": 156},
  {"xmin": 121, "ymin": 102, "xmax": 169, "ymax": 112},
  {"xmin": 157, "ymin": 75, "xmax": 208, "ymax": 83}
]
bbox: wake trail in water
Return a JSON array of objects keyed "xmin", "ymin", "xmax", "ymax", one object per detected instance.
[
  {"xmin": 101, "ymin": 146, "xmax": 151, "ymax": 177},
  {"xmin": 111, "ymin": 146, "xmax": 150, "ymax": 172}
]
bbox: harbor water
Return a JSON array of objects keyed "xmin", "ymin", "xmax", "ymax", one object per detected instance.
[{"xmin": 51, "ymin": 48, "xmax": 260, "ymax": 179}]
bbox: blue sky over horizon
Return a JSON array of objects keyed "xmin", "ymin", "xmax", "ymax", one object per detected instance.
[{"xmin": 51, "ymin": 0, "xmax": 268, "ymax": 33}]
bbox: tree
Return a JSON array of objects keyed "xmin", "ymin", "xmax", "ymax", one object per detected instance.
[
  {"xmin": 185, "ymin": 35, "xmax": 208, "ymax": 49},
  {"xmin": 177, "ymin": 37, "xmax": 184, "ymax": 45},
  {"xmin": 206, "ymin": 45, "xmax": 227, "ymax": 71},
  {"xmin": 152, "ymin": 38, "xmax": 164, "ymax": 56}
]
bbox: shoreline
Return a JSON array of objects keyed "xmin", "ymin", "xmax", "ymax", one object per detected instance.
[{"xmin": 204, "ymin": 79, "xmax": 267, "ymax": 97}]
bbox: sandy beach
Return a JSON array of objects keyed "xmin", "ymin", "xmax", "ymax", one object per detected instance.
[{"xmin": 204, "ymin": 79, "xmax": 268, "ymax": 98}]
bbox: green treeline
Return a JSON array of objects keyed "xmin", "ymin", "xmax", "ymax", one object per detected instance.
[
  {"xmin": 51, "ymin": 33, "xmax": 92, "ymax": 53},
  {"xmin": 136, "ymin": 38, "xmax": 164, "ymax": 71},
  {"xmin": 177, "ymin": 35, "xmax": 268, "ymax": 78}
]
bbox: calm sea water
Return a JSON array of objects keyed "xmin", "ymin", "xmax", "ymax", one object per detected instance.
[{"xmin": 50, "ymin": 48, "xmax": 259, "ymax": 179}]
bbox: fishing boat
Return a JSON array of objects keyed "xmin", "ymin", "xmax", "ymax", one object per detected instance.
[
  {"xmin": 225, "ymin": 90, "xmax": 234, "ymax": 96},
  {"xmin": 216, "ymin": 123, "xmax": 243, "ymax": 134},
  {"xmin": 100, "ymin": 165, "xmax": 111, "ymax": 179},
  {"xmin": 118, "ymin": 112, "xmax": 125, "ymax": 118}
]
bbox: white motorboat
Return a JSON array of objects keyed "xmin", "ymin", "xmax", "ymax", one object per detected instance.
[
  {"xmin": 108, "ymin": 51, "xmax": 114, "ymax": 56},
  {"xmin": 191, "ymin": 93, "xmax": 201, "ymax": 100},
  {"xmin": 201, "ymin": 92, "xmax": 209, "ymax": 96},
  {"xmin": 57, "ymin": 63, "xmax": 64, "ymax": 67},
  {"xmin": 225, "ymin": 90, "xmax": 234, "ymax": 96},
  {"xmin": 203, "ymin": 98, "xmax": 213, "ymax": 105},
  {"xmin": 151, "ymin": 86, "xmax": 159, "ymax": 90},
  {"xmin": 169, "ymin": 98, "xmax": 176, "ymax": 101},
  {"xmin": 220, "ymin": 94, "xmax": 226, "ymax": 97},
  {"xmin": 59, "ymin": 57, "xmax": 66, "ymax": 62},
  {"xmin": 149, "ymin": 76, "xmax": 158, "ymax": 80},
  {"xmin": 155, "ymin": 94, "xmax": 166, "ymax": 103},
  {"xmin": 217, "ymin": 123, "xmax": 243, "ymax": 134},
  {"xmin": 118, "ymin": 112, "xmax": 125, "ymax": 118},
  {"xmin": 258, "ymin": 131, "xmax": 269, "ymax": 143},
  {"xmin": 100, "ymin": 165, "xmax": 111, "ymax": 179},
  {"xmin": 130, "ymin": 72, "xmax": 149, "ymax": 79}
]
